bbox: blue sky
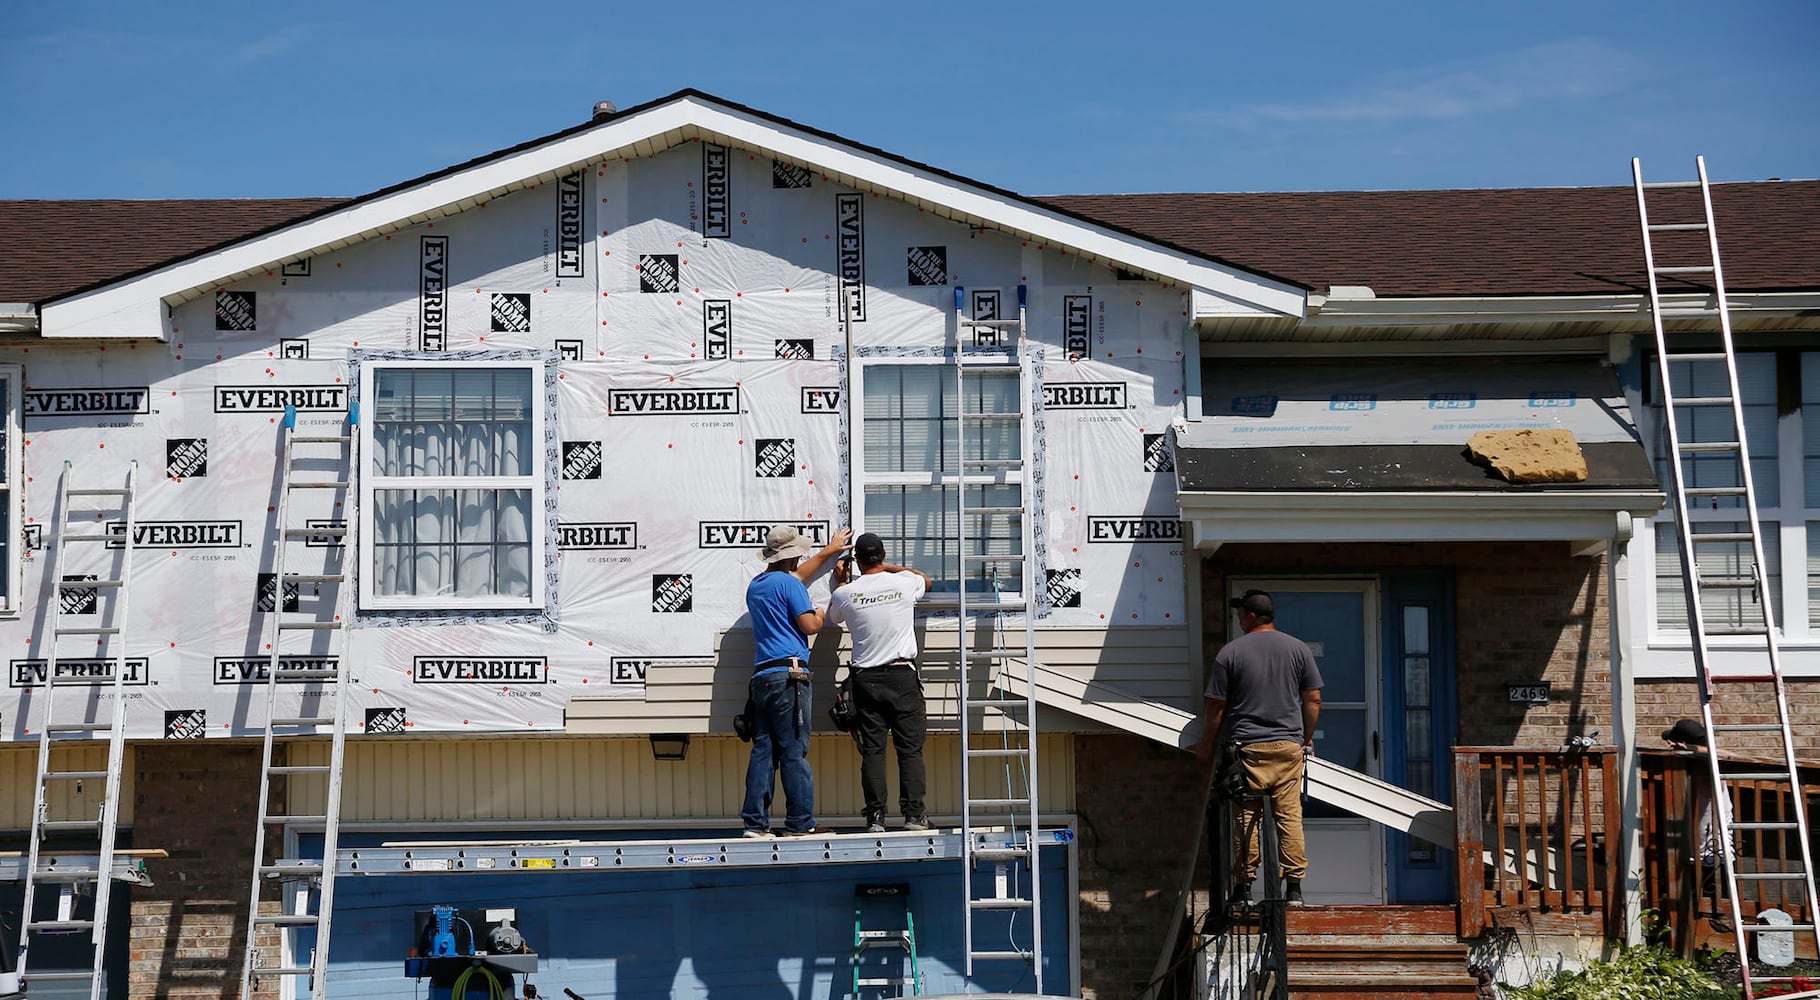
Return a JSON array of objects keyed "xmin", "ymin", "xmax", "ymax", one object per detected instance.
[{"xmin": 2, "ymin": 0, "xmax": 1814, "ymax": 200}]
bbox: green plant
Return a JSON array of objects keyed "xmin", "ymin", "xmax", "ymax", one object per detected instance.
[{"xmin": 1500, "ymin": 941, "xmax": 1731, "ymax": 1000}]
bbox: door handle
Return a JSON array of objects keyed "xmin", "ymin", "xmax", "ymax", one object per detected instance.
[{"xmin": 1372, "ymin": 730, "xmax": 1380, "ymax": 760}]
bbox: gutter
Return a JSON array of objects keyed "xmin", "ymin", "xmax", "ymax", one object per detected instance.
[
  {"xmin": 0, "ymin": 304, "xmax": 38, "ymax": 335},
  {"xmin": 1297, "ymin": 289, "xmax": 1820, "ymax": 329}
]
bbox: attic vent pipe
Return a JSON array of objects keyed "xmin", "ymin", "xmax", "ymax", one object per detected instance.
[{"xmin": 592, "ymin": 100, "xmax": 617, "ymax": 120}]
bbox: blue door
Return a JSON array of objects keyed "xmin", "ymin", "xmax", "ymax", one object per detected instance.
[{"xmin": 1381, "ymin": 574, "xmax": 1457, "ymax": 903}]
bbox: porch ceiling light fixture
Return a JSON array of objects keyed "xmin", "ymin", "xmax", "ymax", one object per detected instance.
[{"xmin": 649, "ymin": 734, "xmax": 690, "ymax": 762}]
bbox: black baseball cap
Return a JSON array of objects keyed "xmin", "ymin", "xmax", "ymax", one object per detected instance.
[
  {"xmin": 1662, "ymin": 718, "xmax": 1707, "ymax": 746},
  {"xmin": 1228, "ymin": 589, "xmax": 1273, "ymax": 615},
  {"xmin": 854, "ymin": 532, "xmax": 887, "ymax": 562}
]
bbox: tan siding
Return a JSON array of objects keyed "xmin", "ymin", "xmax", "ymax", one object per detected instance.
[
  {"xmin": 287, "ymin": 734, "xmax": 1072, "ymax": 824},
  {"xmin": 567, "ymin": 625, "xmax": 1194, "ymax": 735},
  {"xmin": 0, "ymin": 744, "xmax": 135, "ymax": 831}
]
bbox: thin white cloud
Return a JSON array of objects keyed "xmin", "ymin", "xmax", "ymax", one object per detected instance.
[
  {"xmin": 1188, "ymin": 38, "xmax": 1649, "ymax": 129},
  {"xmin": 236, "ymin": 24, "xmax": 317, "ymax": 64}
]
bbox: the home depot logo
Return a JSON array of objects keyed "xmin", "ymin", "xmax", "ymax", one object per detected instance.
[
  {"xmin": 608, "ymin": 387, "xmax": 740, "ymax": 415},
  {"xmin": 640, "ymin": 254, "xmax": 680, "ymax": 294},
  {"xmin": 907, "ymin": 246, "xmax": 947, "ymax": 286},
  {"xmin": 562, "ymin": 440, "xmax": 603, "ymax": 480},
  {"xmin": 10, "ymin": 657, "xmax": 150, "ymax": 688},
  {"xmin": 365, "ymin": 706, "xmax": 408, "ymax": 734},
  {"xmin": 556, "ymin": 172, "xmax": 585, "ymax": 278},
  {"xmin": 23, "ymin": 387, "xmax": 150, "ymax": 417},
  {"xmin": 702, "ymin": 143, "xmax": 731, "ymax": 238},
  {"xmin": 166, "ymin": 438, "xmax": 208, "ymax": 478},
  {"xmin": 557, "ymin": 522, "xmax": 638, "ymax": 550},
  {"xmin": 106, "ymin": 520, "xmax": 242, "ymax": 548},
  {"xmin": 773, "ymin": 161, "xmax": 812, "ymax": 189},
  {"xmin": 609, "ymin": 656, "xmax": 698, "ymax": 687},
  {"xmin": 704, "ymin": 300, "xmax": 732, "ymax": 359},
  {"xmin": 491, "ymin": 293, "xmax": 532, "ymax": 333},
  {"xmin": 256, "ymin": 572, "xmax": 301, "ymax": 613},
  {"xmin": 420, "ymin": 235, "xmax": 449, "ymax": 351},
  {"xmin": 1063, "ymin": 294, "xmax": 1092, "ymax": 359},
  {"xmin": 1143, "ymin": 433, "xmax": 1174, "ymax": 473},
  {"xmin": 214, "ymin": 385, "xmax": 349, "ymax": 412},
  {"xmin": 60, "ymin": 575, "xmax": 96, "ymax": 615},
  {"xmin": 774, "ymin": 338, "xmax": 813, "ymax": 360},
  {"xmin": 213, "ymin": 656, "xmax": 339, "ymax": 684},
  {"xmin": 755, "ymin": 438, "xmax": 795, "ymax": 478},
  {"xmin": 698, "ymin": 521, "xmax": 828, "ymax": 548},
  {"xmin": 1045, "ymin": 569, "xmax": 1082, "ymax": 609},
  {"xmin": 216, "ymin": 290, "xmax": 256, "ymax": 331},
  {"xmin": 1088, "ymin": 516, "xmax": 1184, "ymax": 543},
  {"xmin": 413, "ymin": 656, "xmax": 549, "ymax": 684},
  {"xmin": 836, "ymin": 193, "xmax": 865, "ymax": 321},
  {"xmin": 801, "ymin": 387, "xmax": 840, "ymax": 414},
  {"xmin": 652, "ymin": 574, "xmax": 693, "ymax": 613},
  {"xmin": 1042, "ymin": 382, "xmax": 1127, "ymax": 410},
  {"xmin": 164, "ymin": 709, "xmax": 205, "ymax": 739}
]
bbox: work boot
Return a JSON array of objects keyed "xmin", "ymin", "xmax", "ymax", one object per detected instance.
[
  {"xmin": 1286, "ymin": 880, "xmax": 1304, "ymax": 906},
  {"xmin": 865, "ymin": 812, "xmax": 886, "ymax": 834},
  {"xmin": 903, "ymin": 816, "xmax": 931, "ymax": 831},
  {"xmin": 1227, "ymin": 881, "xmax": 1253, "ymax": 906}
]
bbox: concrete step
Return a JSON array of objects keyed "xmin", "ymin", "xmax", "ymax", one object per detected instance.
[
  {"xmin": 1287, "ymin": 940, "xmax": 1471, "ymax": 976},
  {"xmin": 1289, "ymin": 971, "xmax": 1481, "ymax": 998}
]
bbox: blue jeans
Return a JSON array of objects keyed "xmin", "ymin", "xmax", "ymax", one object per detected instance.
[{"xmin": 741, "ymin": 670, "xmax": 814, "ymax": 833}]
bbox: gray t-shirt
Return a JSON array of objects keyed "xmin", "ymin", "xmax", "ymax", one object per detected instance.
[{"xmin": 1205, "ymin": 628, "xmax": 1324, "ymax": 746}]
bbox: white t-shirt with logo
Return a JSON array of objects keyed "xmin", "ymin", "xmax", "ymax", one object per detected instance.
[{"xmin": 827, "ymin": 570, "xmax": 927, "ymax": 668}]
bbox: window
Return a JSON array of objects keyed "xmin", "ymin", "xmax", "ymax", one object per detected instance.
[
  {"xmin": 0, "ymin": 366, "xmax": 17, "ymax": 613},
  {"xmin": 857, "ymin": 362, "xmax": 1023, "ymax": 599},
  {"xmin": 359, "ymin": 361, "xmax": 544, "ymax": 610}
]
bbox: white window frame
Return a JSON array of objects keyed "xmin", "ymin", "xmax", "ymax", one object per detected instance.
[
  {"xmin": 0, "ymin": 365, "xmax": 18, "ymax": 615},
  {"xmin": 851, "ymin": 356, "xmax": 1026, "ymax": 608},
  {"xmin": 358, "ymin": 358, "xmax": 546, "ymax": 612}
]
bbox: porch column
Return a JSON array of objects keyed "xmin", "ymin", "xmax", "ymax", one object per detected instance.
[{"xmin": 1607, "ymin": 511, "xmax": 1645, "ymax": 944}]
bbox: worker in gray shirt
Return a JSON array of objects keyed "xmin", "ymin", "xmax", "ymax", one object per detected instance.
[{"xmin": 1195, "ymin": 589, "xmax": 1324, "ymax": 906}]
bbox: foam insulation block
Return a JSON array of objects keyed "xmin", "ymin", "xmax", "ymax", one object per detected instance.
[{"xmin": 1466, "ymin": 428, "xmax": 1588, "ymax": 484}]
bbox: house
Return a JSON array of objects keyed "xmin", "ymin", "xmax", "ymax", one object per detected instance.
[{"xmin": 1, "ymin": 90, "xmax": 1816, "ymax": 998}]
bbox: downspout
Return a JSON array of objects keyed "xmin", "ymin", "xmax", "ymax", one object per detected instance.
[{"xmin": 1607, "ymin": 509, "xmax": 1644, "ymax": 945}]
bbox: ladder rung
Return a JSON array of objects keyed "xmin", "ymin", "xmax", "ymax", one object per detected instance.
[
  {"xmin": 44, "ymin": 723, "xmax": 106, "ymax": 733},
  {"xmin": 961, "ymin": 459, "xmax": 1023, "ymax": 468},
  {"xmin": 31, "ymin": 869, "xmax": 102, "ymax": 882},
  {"xmin": 21, "ymin": 970, "xmax": 98, "ymax": 981},
  {"xmin": 290, "ymin": 435, "xmax": 352, "ymax": 444},
  {"xmin": 966, "ymin": 747, "xmax": 1031, "ymax": 758},
  {"xmin": 1643, "ymin": 180, "xmax": 1702, "ymax": 189},
  {"xmin": 283, "ymin": 574, "xmax": 345, "ymax": 584},
  {"xmin": 1710, "ymin": 673, "xmax": 1779, "ymax": 682},
  {"xmin": 961, "ymin": 318, "xmax": 1022, "ymax": 329},
  {"xmin": 1720, "ymin": 772, "xmax": 1795, "ymax": 784},
  {"xmin": 277, "ymin": 621, "xmax": 343, "ymax": 631},
  {"xmin": 1673, "ymin": 396, "xmax": 1734, "ymax": 408},
  {"xmin": 961, "ymin": 506, "xmax": 1024, "ymax": 516},
  {"xmin": 254, "ymin": 913, "xmax": 322, "ymax": 927},
  {"xmin": 287, "ymin": 481, "xmax": 351, "ymax": 489},
  {"xmin": 273, "ymin": 669, "xmax": 341, "ymax": 680},
  {"xmin": 265, "ymin": 813, "xmax": 328, "ymax": 824},
  {"xmin": 56, "ymin": 533, "xmax": 117, "ymax": 543},
  {"xmin": 961, "ymin": 413, "xmax": 1021, "ymax": 422},
  {"xmin": 969, "ymin": 898, "xmax": 1034, "ymax": 910},
  {"xmin": 1663, "ymin": 353, "xmax": 1730, "ymax": 364},
  {"xmin": 856, "ymin": 978, "xmax": 910, "ymax": 987},
  {"xmin": 965, "ymin": 648, "xmax": 1029, "ymax": 659},
  {"xmin": 1655, "ymin": 265, "xmax": 1716, "ymax": 274},
  {"xmin": 37, "ymin": 819, "xmax": 100, "ymax": 831},
  {"xmin": 856, "ymin": 929, "xmax": 912, "ymax": 941},
  {"xmin": 963, "ymin": 554, "xmax": 1025, "ymax": 564},
  {"xmin": 968, "ymin": 797, "xmax": 1034, "ymax": 810},
  {"xmin": 1649, "ymin": 223, "xmax": 1709, "ymax": 232},
  {"xmin": 965, "ymin": 698, "xmax": 1031, "ymax": 711},
  {"xmin": 57, "ymin": 578, "xmax": 122, "ymax": 589},
  {"xmin": 261, "ymin": 862, "xmax": 326, "ymax": 877},
  {"xmin": 66, "ymin": 488, "xmax": 131, "ymax": 497},
  {"xmin": 1711, "ymin": 723, "xmax": 1786, "ymax": 732},
  {"xmin": 28, "ymin": 919, "xmax": 96, "ymax": 932},
  {"xmin": 42, "ymin": 770, "xmax": 111, "ymax": 781},
  {"xmin": 285, "ymin": 527, "xmax": 346, "ymax": 538},
  {"xmin": 968, "ymin": 950, "xmax": 1034, "ymax": 961},
  {"xmin": 1729, "ymin": 821, "xmax": 1801, "ymax": 831},
  {"xmin": 972, "ymin": 847, "xmax": 1034, "ymax": 862},
  {"xmin": 266, "ymin": 765, "xmax": 332, "ymax": 775},
  {"xmin": 54, "ymin": 626, "xmax": 120, "ymax": 636},
  {"xmin": 253, "ymin": 966, "xmax": 317, "ymax": 977},
  {"xmin": 1731, "ymin": 870, "xmax": 1809, "ymax": 881},
  {"xmin": 1695, "ymin": 577, "xmax": 1758, "ymax": 589},
  {"xmin": 269, "ymin": 718, "xmax": 334, "ymax": 727},
  {"xmin": 1702, "ymin": 624, "xmax": 1769, "ymax": 636},
  {"xmin": 1690, "ymin": 532, "xmax": 1754, "ymax": 543}
]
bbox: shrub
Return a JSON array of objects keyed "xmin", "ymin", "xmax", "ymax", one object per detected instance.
[{"xmin": 1500, "ymin": 941, "xmax": 1731, "ymax": 1000}]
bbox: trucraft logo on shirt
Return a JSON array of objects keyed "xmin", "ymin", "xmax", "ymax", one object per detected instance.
[
  {"xmin": 608, "ymin": 387, "xmax": 740, "ymax": 415},
  {"xmin": 702, "ymin": 143, "xmax": 731, "ymax": 238},
  {"xmin": 10, "ymin": 657, "xmax": 150, "ymax": 688},
  {"xmin": 106, "ymin": 520, "xmax": 242, "ymax": 548},
  {"xmin": 1087, "ymin": 516, "xmax": 1184, "ymax": 543},
  {"xmin": 23, "ymin": 387, "xmax": 150, "ymax": 418},
  {"xmin": 1043, "ymin": 382, "xmax": 1128, "ymax": 410},
  {"xmin": 256, "ymin": 573, "xmax": 301, "ymax": 614},
  {"xmin": 214, "ymin": 385, "xmax": 349, "ymax": 413},
  {"xmin": 558, "ymin": 522, "xmax": 638, "ymax": 550},
  {"xmin": 556, "ymin": 172, "xmax": 585, "ymax": 278},
  {"xmin": 165, "ymin": 709, "xmax": 206, "ymax": 739},
  {"xmin": 216, "ymin": 290, "xmax": 256, "ymax": 331},
  {"xmin": 59, "ymin": 575, "xmax": 97, "ymax": 616},
  {"xmin": 907, "ymin": 246, "xmax": 947, "ymax": 287},
  {"xmin": 640, "ymin": 254, "xmax": 680, "ymax": 294},
  {"xmin": 562, "ymin": 440, "xmax": 603, "ymax": 480},
  {"xmin": 774, "ymin": 338, "xmax": 814, "ymax": 360},
  {"xmin": 836, "ymin": 193, "xmax": 865, "ymax": 321},
  {"xmin": 214, "ymin": 656, "xmax": 339, "ymax": 684},
  {"xmin": 491, "ymin": 293, "xmax": 532, "ymax": 333},
  {"xmin": 801, "ymin": 387, "xmax": 840, "ymax": 414},
  {"xmin": 754, "ymin": 438, "xmax": 795, "ymax": 478},
  {"xmin": 1063, "ymin": 294, "xmax": 1092, "ymax": 359},
  {"xmin": 651, "ymin": 574, "xmax": 693, "ymax": 613},
  {"xmin": 773, "ymin": 161, "xmax": 812, "ymax": 189},
  {"xmin": 365, "ymin": 706, "xmax": 408, "ymax": 734},
  {"xmin": 413, "ymin": 656, "xmax": 549, "ymax": 684},
  {"xmin": 1144, "ymin": 433, "xmax": 1175, "ymax": 473},
  {"xmin": 420, "ymin": 235, "xmax": 449, "ymax": 351},
  {"xmin": 699, "ymin": 520, "xmax": 828, "ymax": 548},
  {"xmin": 704, "ymin": 300, "xmax": 732, "ymax": 360},
  {"xmin": 166, "ymin": 438, "xmax": 208, "ymax": 479},
  {"xmin": 1045, "ymin": 569, "xmax": 1082, "ymax": 608}
]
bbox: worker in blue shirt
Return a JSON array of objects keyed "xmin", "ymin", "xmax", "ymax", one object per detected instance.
[{"xmin": 741, "ymin": 523, "xmax": 851, "ymax": 838}]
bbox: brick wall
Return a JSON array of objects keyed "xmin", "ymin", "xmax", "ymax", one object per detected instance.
[
  {"xmin": 130, "ymin": 742, "xmax": 264, "ymax": 999},
  {"xmin": 1637, "ymin": 679, "xmax": 1820, "ymax": 757}
]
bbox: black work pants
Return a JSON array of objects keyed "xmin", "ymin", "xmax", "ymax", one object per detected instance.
[{"xmin": 851, "ymin": 663, "xmax": 927, "ymax": 821}]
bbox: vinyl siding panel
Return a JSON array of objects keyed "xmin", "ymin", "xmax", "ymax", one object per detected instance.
[{"xmin": 0, "ymin": 744, "xmax": 135, "ymax": 831}]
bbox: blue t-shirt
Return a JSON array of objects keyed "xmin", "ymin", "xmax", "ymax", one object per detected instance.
[{"xmin": 747, "ymin": 569, "xmax": 813, "ymax": 666}]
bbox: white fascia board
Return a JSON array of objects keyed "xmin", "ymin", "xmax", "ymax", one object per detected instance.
[
  {"xmin": 0, "ymin": 304, "xmax": 37, "ymax": 334},
  {"xmin": 1181, "ymin": 490, "xmax": 1664, "ymax": 551},
  {"xmin": 1284, "ymin": 291, "xmax": 1820, "ymax": 330},
  {"xmin": 42, "ymin": 95, "xmax": 1306, "ymax": 340}
]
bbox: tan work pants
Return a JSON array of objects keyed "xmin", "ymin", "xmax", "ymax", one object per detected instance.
[{"xmin": 1236, "ymin": 739, "xmax": 1308, "ymax": 882}]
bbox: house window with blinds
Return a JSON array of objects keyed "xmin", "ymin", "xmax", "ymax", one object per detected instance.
[
  {"xmin": 359, "ymin": 361, "xmax": 545, "ymax": 610},
  {"xmin": 858, "ymin": 363, "xmax": 1023, "ymax": 600}
]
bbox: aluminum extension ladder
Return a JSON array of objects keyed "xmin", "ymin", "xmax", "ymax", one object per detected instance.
[
  {"xmin": 1633, "ymin": 156, "xmax": 1820, "ymax": 1000},
  {"xmin": 852, "ymin": 882, "xmax": 923, "ymax": 997},
  {"xmin": 16, "ymin": 461, "xmax": 139, "ymax": 1000},
  {"xmin": 952, "ymin": 284, "xmax": 1044, "ymax": 988},
  {"xmin": 239, "ymin": 404, "xmax": 360, "ymax": 1000}
]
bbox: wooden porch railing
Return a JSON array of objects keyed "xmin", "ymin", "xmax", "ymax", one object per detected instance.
[
  {"xmin": 1454, "ymin": 746, "xmax": 1621, "ymax": 939},
  {"xmin": 1640, "ymin": 747, "xmax": 1820, "ymax": 955}
]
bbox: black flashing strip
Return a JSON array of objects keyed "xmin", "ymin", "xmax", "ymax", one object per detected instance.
[{"xmin": 1176, "ymin": 442, "xmax": 1660, "ymax": 493}]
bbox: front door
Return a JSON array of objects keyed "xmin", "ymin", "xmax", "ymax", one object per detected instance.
[{"xmin": 1232, "ymin": 579, "xmax": 1383, "ymax": 904}]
